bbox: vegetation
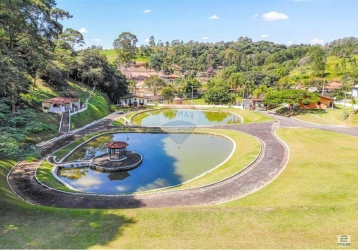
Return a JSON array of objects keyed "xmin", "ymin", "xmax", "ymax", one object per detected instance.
[
  {"xmin": 36, "ymin": 160, "xmax": 77, "ymax": 192},
  {"xmin": 2, "ymin": 128, "xmax": 358, "ymax": 248},
  {"xmin": 290, "ymin": 105, "xmax": 358, "ymax": 126}
]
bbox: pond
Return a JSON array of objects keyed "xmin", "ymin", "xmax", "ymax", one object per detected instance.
[
  {"xmin": 57, "ymin": 133, "xmax": 234, "ymax": 194},
  {"xmin": 131, "ymin": 109, "xmax": 242, "ymax": 127}
]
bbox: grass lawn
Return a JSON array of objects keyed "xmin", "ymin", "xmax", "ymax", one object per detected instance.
[
  {"xmin": 292, "ymin": 105, "xmax": 358, "ymax": 126},
  {"xmin": 2, "ymin": 128, "xmax": 358, "ymax": 248},
  {"xmin": 36, "ymin": 160, "xmax": 78, "ymax": 193}
]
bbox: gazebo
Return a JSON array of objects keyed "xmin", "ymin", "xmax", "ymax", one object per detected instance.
[{"xmin": 105, "ymin": 141, "xmax": 129, "ymax": 160}]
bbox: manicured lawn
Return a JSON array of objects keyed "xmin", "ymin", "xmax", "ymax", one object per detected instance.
[
  {"xmin": 36, "ymin": 160, "xmax": 78, "ymax": 192},
  {"xmin": 293, "ymin": 105, "xmax": 358, "ymax": 126},
  {"xmin": 2, "ymin": 128, "xmax": 358, "ymax": 248}
]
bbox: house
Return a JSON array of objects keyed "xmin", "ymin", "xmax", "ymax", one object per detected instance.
[
  {"xmin": 160, "ymin": 74, "xmax": 180, "ymax": 84},
  {"xmin": 42, "ymin": 97, "xmax": 81, "ymax": 113},
  {"xmin": 352, "ymin": 85, "xmax": 358, "ymax": 98},
  {"xmin": 118, "ymin": 94, "xmax": 150, "ymax": 107},
  {"xmin": 299, "ymin": 95, "xmax": 334, "ymax": 109}
]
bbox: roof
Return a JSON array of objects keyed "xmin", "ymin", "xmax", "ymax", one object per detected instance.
[
  {"xmin": 105, "ymin": 141, "xmax": 129, "ymax": 149},
  {"xmin": 160, "ymin": 74, "xmax": 180, "ymax": 79},
  {"xmin": 119, "ymin": 93, "xmax": 150, "ymax": 99},
  {"xmin": 319, "ymin": 95, "xmax": 334, "ymax": 101},
  {"xmin": 43, "ymin": 97, "xmax": 79, "ymax": 104}
]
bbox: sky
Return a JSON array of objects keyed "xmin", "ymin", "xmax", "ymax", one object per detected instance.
[{"xmin": 55, "ymin": 0, "xmax": 358, "ymax": 49}]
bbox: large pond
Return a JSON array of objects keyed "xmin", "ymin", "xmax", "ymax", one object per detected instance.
[
  {"xmin": 58, "ymin": 133, "xmax": 234, "ymax": 194},
  {"xmin": 131, "ymin": 109, "xmax": 242, "ymax": 127}
]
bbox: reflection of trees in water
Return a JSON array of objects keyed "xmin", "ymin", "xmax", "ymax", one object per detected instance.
[
  {"xmin": 60, "ymin": 167, "xmax": 89, "ymax": 180},
  {"xmin": 226, "ymin": 115, "xmax": 242, "ymax": 124},
  {"xmin": 67, "ymin": 135, "xmax": 114, "ymax": 161},
  {"xmin": 131, "ymin": 112, "xmax": 151, "ymax": 125},
  {"xmin": 161, "ymin": 109, "xmax": 178, "ymax": 121},
  {"xmin": 204, "ymin": 111, "xmax": 230, "ymax": 122}
]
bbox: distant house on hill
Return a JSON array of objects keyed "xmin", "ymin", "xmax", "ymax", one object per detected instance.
[{"xmin": 160, "ymin": 74, "xmax": 180, "ymax": 83}]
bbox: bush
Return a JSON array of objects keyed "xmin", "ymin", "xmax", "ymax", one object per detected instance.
[{"xmin": 109, "ymin": 105, "xmax": 116, "ymax": 112}]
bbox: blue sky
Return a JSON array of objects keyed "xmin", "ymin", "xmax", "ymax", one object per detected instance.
[{"xmin": 56, "ymin": 0, "xmax": 358, "ymax": 49}]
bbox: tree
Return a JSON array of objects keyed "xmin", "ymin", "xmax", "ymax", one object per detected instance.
[
  {"xmin": 113, "ymin": 32, "xmax": 138, "ymax": 77},
  {"xmin": 161, "ymin": 87, "xmax": 175, "ymax": 103},
  {"xmin": 0, "ymin": 0, "xmax": 68, "ymax": 112},
  {"xmin": 263, "ymin": 89, "xmax": 320, "ymax": 110},
  {"xmin": 149, "ymin": 53, "xmax": 164, "ymax": 74},
  {"xmin": 149, "ymin": 36, "xmax": 156, "ymax": 47},
  {"xmin": 144, "ymin": 75, "xmax": 166, "ymax": 96},
  {"xmin": 229, "ymin": 72, "xmax": 244, "ymax": 92},
  {"xmin": 309, "ymin": 46, "xmax": 327, "ymax": 77},
  {"xmin": 59, "ymin": 28, "xmax": 84, "ymax": 50},
  {"xmin": 204, "ymin": 86, "xmax": 234, "ymax": 104}
]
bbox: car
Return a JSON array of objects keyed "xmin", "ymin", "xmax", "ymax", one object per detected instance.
[{"xmin": 115, "ymin": 110, "xmax": 125, "ymax": 114}]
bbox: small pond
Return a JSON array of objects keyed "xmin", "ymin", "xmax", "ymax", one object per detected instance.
[
  {"xmin": 131, "ymin": 109, "xmax": 241, "ymax": 127},
  {"xmin": 57, "ymin": 133, "xmax": 234, "ymax": 194}
]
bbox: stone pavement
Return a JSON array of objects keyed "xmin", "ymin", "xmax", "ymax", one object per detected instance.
[{"xmin": 7, "ymin": 112, "xmax": 357, "ymax": 209}]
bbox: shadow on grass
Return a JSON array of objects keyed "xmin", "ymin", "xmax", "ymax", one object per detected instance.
[{"xmin": 0, "ymin": 204, "xmax": 136, "ymax": 249}]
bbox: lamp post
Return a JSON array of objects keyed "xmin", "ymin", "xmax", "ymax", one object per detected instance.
[{"xmin": 190, "ymin": 85, "xmax": 194, "ymax": 105}]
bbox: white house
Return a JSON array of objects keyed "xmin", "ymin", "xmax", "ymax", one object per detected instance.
[
  {"xmin": 118, "ymin": 94, "xmax": 150, "ymax": 107},
  {"xmin": 42, "ymin": 97, "xmax": 81, "ymax": 113},
  {"xmin": 352, "ymin": 85, "xmax": 358, "ymax": 98}
]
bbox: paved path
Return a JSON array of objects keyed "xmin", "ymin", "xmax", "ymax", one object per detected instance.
[{"xmin": 7, "ymin": 111, "xmax": 358, "ymax": 209}]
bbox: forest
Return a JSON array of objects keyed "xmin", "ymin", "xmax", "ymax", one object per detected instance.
[{"xmin": 1, "ymin": 0, "xmax": 358, "ymax": 160}]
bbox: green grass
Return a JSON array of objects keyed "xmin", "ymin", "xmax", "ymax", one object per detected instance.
[
  {"xmin": 70, "ymin": 90, "xmax": 111, "ymax": 130},
  {"xmin": 36, "ymin": 160, "xmax": 78, "ymax": 193},
  {"xmin": 287, "ymin": 55, "xmax": 358, "ymax": 83},
  {"xmin": 101, "ymin": 49, "xmax": 117, "ymax": 63},
  {"xmin": 2, "ymin": 128, "xmax": 358, "ymax": 248},
  {"xmin": 292, "ymin": 105, "xmax": 358, "ymax": 126}
]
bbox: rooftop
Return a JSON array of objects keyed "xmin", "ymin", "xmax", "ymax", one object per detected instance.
[
  {"xmin": 105, "ymin": 141, "xmax": 129, "ymax": 149},
  {"xmin": 43, "ymin": 97, "xmax": 79, "ymax": 104}
]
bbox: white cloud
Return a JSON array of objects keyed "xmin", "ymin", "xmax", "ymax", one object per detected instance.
[
  {"xmin": 252, "ymin": 14, "xmax": 259, "ymax": 18},
  {"xmin": 201, "ymin": 36, "xmax": 210, "ymax": 40},
  {"xmin": 310, "ymin": 38, "xmax": 324, "ymax": 45},
  {"xmin": 144, "ymin": 9, "xmax": 151, "ymax": 13},
  {"xmin": 294, "ymin": 0, "xmax": 310, "ymax": 2},
  {"xmin": 209, "ymin": 14, "xmax": 219, "ymax": 20},
  {"xmin": 262, "ymin": 11, "xmax": 289, "ymax": 21},
  {"xmin": 91, "ymin": 38, "xmax": 101, "ymax": 42},
  {"xmin": 78, "ymin": 27, "xmax": 88, "ymax": 33},
  {"xmin": 288, "ymin": 40, "xmax": 293, "ymax": 45},
  {"xmin": 261, "ymin": 34, "xmax": 269, "ymax": 38},
  {"xmin": 144, "ymin": 38, "xmax": 150, "ymax": 43}
]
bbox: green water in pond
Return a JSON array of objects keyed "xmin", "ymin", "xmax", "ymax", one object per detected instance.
[
  {"xmin": 58, "ymin": 133, "xmax": 234, "ymax": 194},
  {"xmin": 131, "ymin": 109, "xmax": 241, "ymax": 126}
]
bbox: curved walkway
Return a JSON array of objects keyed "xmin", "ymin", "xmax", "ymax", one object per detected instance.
[{"xmin": 8, "ymin": 111, "xmax": 357, "ymax": 209}]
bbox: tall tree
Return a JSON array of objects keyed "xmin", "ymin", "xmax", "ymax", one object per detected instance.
[
  {"xmin": 144, "ymin": 75, "xmax": 166, "ymax": 96},
  {"xmin": 309, "ymin": 46, "xmax": 327, "ymax": 77},
  {"xmin": 0, "ymin": 0, "xmax": 67, "ymax": 112},
  {"xmin": 149, "ymin": 36, "xmax": 156, "ymax": 47},
  {"xmin": 113, "ymin": 32, "xmax": 138, "ymax": 78}
]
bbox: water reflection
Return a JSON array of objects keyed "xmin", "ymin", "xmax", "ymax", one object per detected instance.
[
  {"xmin": 131, "ymin": 109, "xmax": 241, "ymax": 126},
  {"xmin": 58, "ymin": 133, "xmax": 234, "ymax": 194}
]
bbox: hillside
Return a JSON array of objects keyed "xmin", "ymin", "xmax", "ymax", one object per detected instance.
[{"xmin": 21, "ymin": 79, "xmax": 111, "ymax": 141}]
